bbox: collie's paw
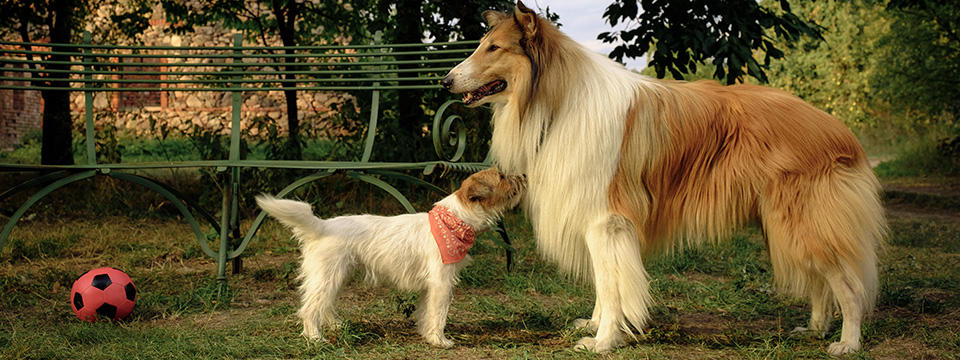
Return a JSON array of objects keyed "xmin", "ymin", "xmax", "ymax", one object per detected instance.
[
  {"xmin": 573, "ymin": 336, "xmax": 621, "ymax": 353},
  {"xmin": 790, "ymin": 326, "xmax": 827, "ymax": 338},
  {"xmin": 573, "ymin": 337, "xmax": 599, "ymax": 352},
  {"xmin": 570, "ymin": 318, "xmax": 598, "ymax": 333},
  {"xmin": 424, "ymin": 334, "xmax": 455, "ymax": 348},
  {"xmin": 827, "ymin": 341, "xmax": 859, "ymax": 356}
]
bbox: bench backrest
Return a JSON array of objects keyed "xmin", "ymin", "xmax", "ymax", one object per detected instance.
[{"xmin": 0, "ymin": 31, "xmax": 481, "ymax": 168}]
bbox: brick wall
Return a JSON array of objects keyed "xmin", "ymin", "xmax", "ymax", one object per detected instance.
[{"xmin": 0, "ymin": 64, "xmax": 42, "ymax": 151}]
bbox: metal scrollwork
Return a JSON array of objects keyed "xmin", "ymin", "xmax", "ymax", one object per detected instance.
[{"xmin": 432, "ymin": 99, "xmax": 468, "ymax": 162}]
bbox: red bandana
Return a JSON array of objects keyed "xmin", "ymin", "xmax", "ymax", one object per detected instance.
[{"xmin": 429, "ymin": 206, "xmax": 476, "ymax": 264}]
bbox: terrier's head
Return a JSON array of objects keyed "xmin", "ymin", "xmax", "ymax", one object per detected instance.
[{"xmin": 440, "ymin": 167, "xmax": 526, "ymax": 229}]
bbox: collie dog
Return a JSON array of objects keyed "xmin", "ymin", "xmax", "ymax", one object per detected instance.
[
  {"xmin": 442, "ymin": 1, "xmax": 886, "ymax": 355},
  {"xmin": 256, "ymin": 168, "xmax": 525, "ymax": 348}
]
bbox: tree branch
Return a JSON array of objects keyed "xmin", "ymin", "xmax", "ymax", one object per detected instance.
[{"xmin": 16, "ymin": 5, "xmax": 43, "ymax": 74}]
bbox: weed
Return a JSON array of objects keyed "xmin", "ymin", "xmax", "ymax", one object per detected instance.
[
  {"xmin": 4, "ymin": 234, "xmax": 80, "ymax": 260},
  {"xmin": 1, "ymin": 171, "xmax": 959, "ymax": 358}
]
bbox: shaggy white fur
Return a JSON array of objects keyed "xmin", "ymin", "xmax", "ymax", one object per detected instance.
[{"xmin": 256, "ymin": 168, "xmax": 524, "ymax": 348}]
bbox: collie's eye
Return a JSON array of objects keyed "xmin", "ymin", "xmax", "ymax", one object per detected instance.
[{"xmin": 487, "ymin": 44, "xmax": 500, "ymax": 52}]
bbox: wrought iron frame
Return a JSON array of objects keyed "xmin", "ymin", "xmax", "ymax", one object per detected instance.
[{"xmin": 0, "ymin": 31, "xmax": 511, "ymax": 280}]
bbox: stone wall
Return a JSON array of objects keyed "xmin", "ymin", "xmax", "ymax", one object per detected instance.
[
  {"xmin": 0, "ymin": 0, "xmax": 354, "ymax": 150},
  {"xmin": 71, "ymin": 1, "xmax": 351, "ymax": 139}
]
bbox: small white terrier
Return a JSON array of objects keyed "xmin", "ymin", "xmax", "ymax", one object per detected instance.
[{"xmin": 256, "ymin": 168, "xmax": 525, "ymax": 348}]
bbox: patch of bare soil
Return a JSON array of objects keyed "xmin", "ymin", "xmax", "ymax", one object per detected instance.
[
  {"xmin": 871, "ymin": 338, "xmax": 944, "ymax": 360},
  {"xmin": 883, "ymin": 181, "xmax": 960, "ymax": 225}
]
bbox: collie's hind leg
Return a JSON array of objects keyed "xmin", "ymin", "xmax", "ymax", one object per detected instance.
[
  {"xmin": 823, "ymin": 268, "xmax": 867, "ymax": 355},
  {"xmin": 767, "ymin": 226, "xmax": 869, "ymax": 355},
  {"xmin": 763, "ymin": 175, "xmax": 881, "ymax": 355},
  {"xmin": 574, "ymin": 214, "xmax": 651, "ymax": 353},
  {"xmin": 791, "ymin": 277, "xmax": 834, "ymax": 338}
]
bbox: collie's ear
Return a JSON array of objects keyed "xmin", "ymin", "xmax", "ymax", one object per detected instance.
[
  {"xmin": 514, "ymin": 1, "xmax": 539, "ymax": 39},
  {"xmin": 482, "ymin": 10, "xmax": 508, "ymax": 27}
]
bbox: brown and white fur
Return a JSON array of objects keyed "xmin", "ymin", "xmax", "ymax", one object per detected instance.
[
  {"xmin": 442, "ymin": 2, "xmax": 886, "ymax": 355},
  {"xmin": 256, "ymin": 168, "xmax": 525, "ymax": 348}
]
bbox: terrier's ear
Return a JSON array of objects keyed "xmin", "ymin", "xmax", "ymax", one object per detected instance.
[
  {"xmin": 464, "ymin": 183, "xmax": 492, "ymax": 204},
  {"xmin": 482, "ymin": 10, "xmax": 508, "ymax": 27},
  {"xmin": 514, "ymin": 1, "xmax": 539, "ymax": 39}
]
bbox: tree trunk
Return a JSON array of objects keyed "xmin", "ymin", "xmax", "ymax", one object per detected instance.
[
  {"xmin": 40, "ymin": 0, "xmax": 78, "ymax": 165},
  {"xmin": 273, "ymin": 0, "xmax": 301, "ymax": 159},
  {"xmin": 395, "ymin": 0, "xmax": 425, "ymax": 161},
  {"xmin": 280, "ymin": 66, "xmax": 300, "ymax": 160}
]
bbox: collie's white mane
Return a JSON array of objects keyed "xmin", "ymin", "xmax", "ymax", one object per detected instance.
[{"xmin": 489, "ymin": 32, "xmax": 653, "ymax": 279}]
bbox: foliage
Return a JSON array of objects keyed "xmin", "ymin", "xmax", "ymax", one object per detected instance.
[
  {"xmin": 874, "ymin": 0, "xmax": 960, "ymax": 123},
  {"xmin": 146, "ymin": 0, "xmax": 512, "ymax": 163},
  {"xmin": 874, "ymin": 135, "xmax": 960, "ymax": 177},
  {"xmin": 763, "ymin": 0, "xmax": 888, "ymax": 128},
  {"xmin": 0, "ymin": 0, "xmax": 85, "ymax": 165},
  {"xmin": 160, "ymin": 0, "xmax": 362, "ymax": 44},
  {"xmin": 599, "ymin": 0, "xmax": 823, "ymax": 84},
  {"xmin": 763, "ymin": 0, "xmax": 958, "ymax": 172},
  {"xmin": 0, "ymin": 0, "xmax": 155, "ymax": 165},
  {"xmin": 157, "ymin": 0, "xmax": 368, "ymax": 160},
  {"xmin": 360, "ymin": 0, "xmax": 511, "ymax": 163}
]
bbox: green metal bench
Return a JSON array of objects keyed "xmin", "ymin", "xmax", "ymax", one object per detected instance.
[{"xmin": 0, "ymin": 31, "xmax": 505, "ymax": 280}]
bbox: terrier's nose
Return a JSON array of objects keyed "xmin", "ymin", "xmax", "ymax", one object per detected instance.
[{"xmin": 441, "ymin": 75, "xmax": 454, "ymax": 90}]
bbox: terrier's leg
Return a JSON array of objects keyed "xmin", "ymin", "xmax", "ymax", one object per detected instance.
[
  {"xmin": 416, "ymin": 281, "xmax": 455, "ymax": 348},
  {"xmin": 298, "ymin": 250, "xmax": 350, "ymax": 340}
]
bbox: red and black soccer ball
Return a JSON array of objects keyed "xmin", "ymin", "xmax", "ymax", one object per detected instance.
[{"xmin": 70, "ymin": 267, "xmax": 136, "ymax": 323}]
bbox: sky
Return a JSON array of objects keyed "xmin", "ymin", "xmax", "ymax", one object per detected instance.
[{"xmin": 529, "ymin": 0, "xmax": 647, "ymax": 71}]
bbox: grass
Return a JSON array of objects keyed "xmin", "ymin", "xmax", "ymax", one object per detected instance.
[
  {"xmin": 2, "ymin": 134, "xmax": 959, "ymax": 359},
  {"xmin": 2, "ymin": 180, "xmax": 959, "ymax": 359},
  {"xmin": 873, "ymin": 132, "xmax": 959, "ymax": 179}
]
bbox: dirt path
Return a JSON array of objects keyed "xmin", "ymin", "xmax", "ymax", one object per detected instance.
[{"xmin": 883, "ymin": 181, "xmax": 960, "ymax": 225}]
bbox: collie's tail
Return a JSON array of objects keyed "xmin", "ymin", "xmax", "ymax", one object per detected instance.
[{"xmin": 255, "ymin": 195, "xmax": 325, "ymax": 239}]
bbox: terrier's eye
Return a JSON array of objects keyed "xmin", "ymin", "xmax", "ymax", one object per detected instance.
[{"xmin": 487, "ymin": 44, "xmax": 500, "ymax": 52}]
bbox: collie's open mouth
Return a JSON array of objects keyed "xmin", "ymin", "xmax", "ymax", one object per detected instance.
[{"xmin": 462, "ymin": 79, "xmax": 506, "ymax": 106}]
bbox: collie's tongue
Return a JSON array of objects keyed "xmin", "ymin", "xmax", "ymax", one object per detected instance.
[{"xmin": 462, "ymin": 80, "xmax": 505, "ymax": 105}]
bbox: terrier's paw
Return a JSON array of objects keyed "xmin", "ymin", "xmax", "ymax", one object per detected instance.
[
  {"xmin": 827, "ymin": 341, "xmax": 859, "ymax": 356},
  {"xmin": 570, "ymin": 318, "xmax": 598, "ymax": 333},
  {"xmin": 302, "ymin": 328, "xmax": 329, "ymax": 342},
  {"xmin": 302, "ymin": 332, "xmax": 330, "ymax": 343}
]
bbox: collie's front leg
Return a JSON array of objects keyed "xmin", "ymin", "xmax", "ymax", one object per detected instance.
[
  {"xmin": 571, "ymin": 302, "xmax": 601, "ymax": 334},
  {"xmin": 574, "ymin": 214, "xmax": 652, "ymax": 353}
]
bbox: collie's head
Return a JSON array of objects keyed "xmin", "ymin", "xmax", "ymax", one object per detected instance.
[
  {"xmin": 442, "ymin": 1, "xmax": 565, "ymax": 109},
  {"xmin": 437, "ymin": 167, "xmax": 526, "ymax": 229}
]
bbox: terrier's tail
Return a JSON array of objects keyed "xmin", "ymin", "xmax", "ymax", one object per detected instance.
[{"xmin": 255, "ymin": 195, "xmax": 325, "ymax": 240}]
